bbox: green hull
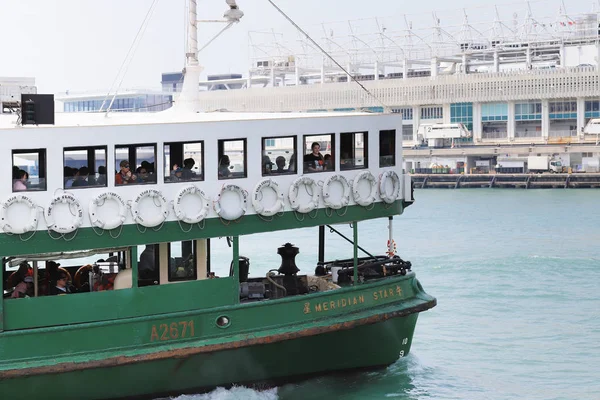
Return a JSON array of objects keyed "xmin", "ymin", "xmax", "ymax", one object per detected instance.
[{"xmin": 0, "ymin": 275, "xmax": 435, "ymax": 400}]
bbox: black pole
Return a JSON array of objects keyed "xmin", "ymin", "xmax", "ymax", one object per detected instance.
[
  {"xmin": 326, "ymin": 225, "xmax": 375, "ymax": 258},
  {"xmin": 318, "ymin": 225, "xmax": 325, "ymax": 263}
]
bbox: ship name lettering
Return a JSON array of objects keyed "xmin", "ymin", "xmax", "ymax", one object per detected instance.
[
  {"xmin": 313, "ymin": 295, "xmax": 364, "ymax": 313},
  {"xmin": 373, "ymin": 286, "xmax": 403, "ymax": 301},
  {"xmin": 150, "ymin": 320, "xmax": 195, "ymax": 342}
]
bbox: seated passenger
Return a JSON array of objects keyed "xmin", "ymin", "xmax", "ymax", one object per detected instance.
[
  {"xmin": 181, "ymin": 158, "xmax": 197, "ymax": 180},
  {"xmin": 324, "ymin": 154, "xmax": 334, "ymax": 170},
  {"xmin": 262, "ymin": 155, "xmax": 273, "ymax": 174},
  {"xmin": 65, "ymin": 167, "xmax": 78, "ymax": 188},
  {"xmin": 11, "ymin": 262, "xmax": 34, "ymax": 298},
  {"xmin": 288, "ymin": 153, "xmax": 297, "ymax": 173},
  {"xmin": 135, "ymin": 166, "xmax": 149, "ymax": 183},
  {"xmin": 218, "ymin": 156, "xmax": 231, "ymax": 178},
  {"xmin": 274, "ymin": 156, "xmax": 287, "ymax": 174},
  {"xmin": 49, "ymin": 271, "xmax": 75, "ymax": 295},
  {"xmin": 138, "ymin": 244, "xmax": 156, "ymax": 280},
  {"xmin": 303, "ymin": 142, "xmax": 325, "ymax": 172},
  {"xmin": 115, "ymin": 160, "xmax": 137, "ymax": 185},
  {"xmin": 72, "ymin": 166, "xmax": 90, "ymax": 187},
  {"xmin": 13, "ymin": 170, "xmax": 28, "ymax": 191},
  {"xmin": 96, "ymin": 166, "xmax": 107, "ymax": 186}
]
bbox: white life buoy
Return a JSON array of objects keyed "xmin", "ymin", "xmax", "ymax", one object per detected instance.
[
  {"xmin": 130, "ymin": 189, "xmax": 169, "ymax": 228},
  {"xmin": 0, "ymin": 195, "xmax": 39, "ymax": 234},
  {"xmin": 174, "ymin": 185, "xmax": 211, "ymax": 224},
  {"xmin": 89, "ymin": 192, "xmax": 127, "ymax": 230},
  {"xmin": 45, "ymin": 193, "xmax": 83, "ymax": 234},
  {"xmin": 379, "ymin": 170, "xmax": 401, "ymax": 204},
  {"xmin": 252, "ymin": 179, "xmax": 284, "ymax": 217},
  {"xmin": 322, "ymin": 174, "xmax": 351, "ymax": 210},
  {"xmin": 289, "ymin": 177, "xmax": 319, "ymax": 214},
  {"xmin": 352, "ymin": 171, "xmax": 377, "ymax": 207},
  {"xmin": 214, "ymin": 185, "xmax": 248, "ymax": 221}
]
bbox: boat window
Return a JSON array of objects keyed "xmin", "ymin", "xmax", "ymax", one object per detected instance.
[
  {"xmin": 262, "ymin": 136, "xmax": 297, "ymax": 176},
  {"xmin": 168, "ymin": 241, "xmax": 197, "ymax": 282},
  {"xmin": 218, "ymin": 139, "xmax": 247, "ymax": 179},
  {"xmin": 63, "ymin": 146, "xmax": 108, "ymax": 188},
  {"xmin": 164, "ymin": 141, "xmax": 204, "ymax": 183},
  {"xmin": 303, "ymin": 134, "xmax": 334, "ymax": 173},
  {"xmin": 115, "ymin": 143, "xmax": 157, "ymax": 185},
  {"xmin": 12, "ymin": 149, "xmax": 46, "ymax": 192},
  {"xmin": 340, "ymin": 131, "xmax": 368, "ymax": 170},
  {"xmin": 138, "ymin": 244, "xmax": 160, "ymax": 286},
  {"xmin": 379, "ymin": 130, "xmax": 396, "ymax": 167}
]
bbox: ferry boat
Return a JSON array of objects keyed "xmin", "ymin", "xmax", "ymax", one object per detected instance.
[{"xmin": 0, "ymin": 2, "xmax": 436, "ymax": 398}]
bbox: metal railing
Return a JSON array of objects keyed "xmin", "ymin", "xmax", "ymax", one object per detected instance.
[{"xmin": 481, "ymin": 131, "xmax": 508, "ymax": 139}]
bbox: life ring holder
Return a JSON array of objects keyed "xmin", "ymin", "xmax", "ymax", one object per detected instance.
[
  {"xmin": 129, "ymin": 189, "xmax": 169, "ymax": 231},
  {"xmin": 214, "ymin": 184, "xmax": 248, "ymax": 224},
  {"xmin": 89, "ymin": 192, "xmax": 127, "ymax": 237},
  {"xmin": 379, "ymin": 170, "xmax": 401, "ymax": 204},
  {"xmin": 0, "ymin": 194, "xmax": 40, "ymax": 237},
  {"xmin": 45, "ymin": 193, "xmax": 84, "ymax": 238},
  {"xmin": 252, "ymin": 179, "xmax": 285, "ymax": 219},
  {"xmin": 322, "ymin": 174, "xmax": 351, "ymax": 217},
  {"xmin": 173, "ymin": 184, "xmax": 211, "ymax": 230},
  {"xmin": 289, "ymin": 176, "xmax": 319, "ymax": 220},
  {"xmin": 351, "ymin": 171, "xmax": 377, "ymax": 208}
]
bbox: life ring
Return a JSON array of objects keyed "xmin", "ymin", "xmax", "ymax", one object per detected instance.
[
  {"xmin": 74, "ymin": 264, "xmax": 93, "ymax": 288},
  {"xmin": 379, "ymin": 170, "xmax": 401, "ymax": 204},
  {"xmin": 289, "ymin": 177, "xmax": 319, "ymax": 213},
  {"xmin": 45, "ymin": 193, "xmax": 83, "ymax": 234},
  {"xmin": 174, "ymin": 185, "xmax": 211, "ymax": 224},
  {"xmin": 89, "ymin": 192, "xmax": 127, "ymax": 230},
  {"xmin": 322, "ymin": 174, "xmax": 350, "ymax": 210},
  {"xmin": 352, "ymin": 171, "xmax": 377, "ymax": 207},
  {"xmin": 130, "ymin": 189, "xmax": 169, "ymax": 228},
  {"xmin": 214, "ymin": 185, "xmax": 248, "ymax": 221},
  {"xmin": 252, "ymin": 179, "xmax": 284, "ymax": 217},
  {"xmin": 0, "ymin": 195, "xmax": 39, "ymax": 234}
]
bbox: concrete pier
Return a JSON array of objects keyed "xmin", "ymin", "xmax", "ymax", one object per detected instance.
[{"xmin": 411, "ymin": 173, "xmax": 600, "ymax": 189}]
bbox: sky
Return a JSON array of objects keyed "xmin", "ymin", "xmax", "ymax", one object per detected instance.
[{"xmin": 0, "ymin": 0, "xmax": 597, "ymax": 94}]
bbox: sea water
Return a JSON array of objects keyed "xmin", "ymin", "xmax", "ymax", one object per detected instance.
[{"xmin": 167, "ymin": 189, "xmax": 600, "ymax": 400}]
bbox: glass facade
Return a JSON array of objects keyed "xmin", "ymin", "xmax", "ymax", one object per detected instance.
[
  {"xmin": 450, "ymin": 102, "xmax": 473, "ymax": 130},
  {"xmin": 392, "ymin": 108, "xmax": 413, "ymax": 120},
  {"xmin": 63, "ymin": 95, "xmax": 173, "ymax": 113},
  {"xmin": 549, "ymin": 100, "xmax": 577, "ymax": 120},
  {"xmin": 421, "ymin": 106, "xmax": 443, "ymax": 120},
  {"xmin": 515, "ymin": 102, "xmax": 542, "ymax": 120},
  {"xmin": 584, "ymin": 100, "xmax": 600, "ymax": 118},
  {"xmin": 481, "ymin": 103, "xmax": 508, "ymax": 121}
]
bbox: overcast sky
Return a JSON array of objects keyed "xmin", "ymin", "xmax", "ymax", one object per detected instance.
[{"xmin": 0, "ymin": 0, "xmax": 596, "ymax": 93}]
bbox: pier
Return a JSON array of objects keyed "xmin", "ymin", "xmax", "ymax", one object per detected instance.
[{"xmin": 411, "ymin": 173, "xmax": 600, "ymax": 189}]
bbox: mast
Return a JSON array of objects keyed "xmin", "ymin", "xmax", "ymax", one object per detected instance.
[{"xmin": 176, "ymin": 0, "xmax": 202, "ymax": 112}]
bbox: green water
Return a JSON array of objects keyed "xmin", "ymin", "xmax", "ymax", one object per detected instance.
[{"xmin": 175, "ymin": 189, "xmax": 600, "ymax": 400}]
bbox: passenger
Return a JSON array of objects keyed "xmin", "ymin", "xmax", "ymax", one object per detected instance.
[
  {"xmin": 273, "ymin": 156, "xmax": 287, "ymax": 173},
  {"xmin": 96, "ymin": 166, "xmax": 107, "ymax": 186},
  {"xmin": 48, "ymin": 271, "xmax": 75, "ymax": 295},
  {"xmin": 181, "ymin": 158, "xmax": 197, "ymax": 180},
  {"xmin": 324, "ymin": 153, "xmax": 334, "ymax": 170},
  {"xmin": 262, "ymin": 155, "xmax": 273, "ymax": 174},
  {"xmin": 288, "ymin": 153, "xmax": 297, "ymax": 173},
  {"xmin": 138, "ymin": 245, "xmax": 156, "ymax": 280},
  {"xmin": 13, "ymin": 170, "xmax": 28, "ymax": 191},
  {"xmin": 303, "ymin": 142, "xmax": 325, "ymax": 172},
  {"xmin": 72, "ymin": 166, "xmax": 89, "ymax": 187},
  {"xmin": 115, "ymin": 160, "xmax": 137, "ymax": 185},
  {"xmin": 11, "ymin": 262, "xmax": 33, "ymax": 298},
  {"xmin": 218, "ymin": 155, "xmax": 231, "ymax": 178},
  {"xmin": 135, "ymin": 166, "xmax": 149, "ymax": 183},
  {"xmin": 12, "ymin": 165, "xmax": 19, "ymax": 181},
  {"xmin": 65, "ymin": 168, "xmax": 79, "ymax": 188}
]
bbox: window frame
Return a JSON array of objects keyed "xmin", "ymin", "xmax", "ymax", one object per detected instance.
[
  {"xmin": 302, "ymin": 133, "xmax": 335, "ymax": 174},
  {"xmin": 340, "ymin": 131, "xmax": 368, "ymax": 171},
  {"xmin": 217, "ymin": 138, "xmax": 248, "ymax": 180},
  {"xmin": 379, "ymin": 130, "xmax": 396, "ymax": 168},
  {"xmin": 63, "ymin": 145, "xmax": 108, "ymax": 189},
  {"xmin": 167, "ymin": 240, "xmax": 197, "ymax": 283},
  {"xmin": 261, "ymin": 135, "xmax": 298, "ymax": 176},
  {"xmin": 114, "ymin": 143, "xmax": 158, "ymax": 186},
  {"xmin": 12, "ymin": 148, "xmax": 47, "ymax": 192},
  {"xmin": 163, "ymin": 140, "xmax": 205, "ymax": 183}
]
